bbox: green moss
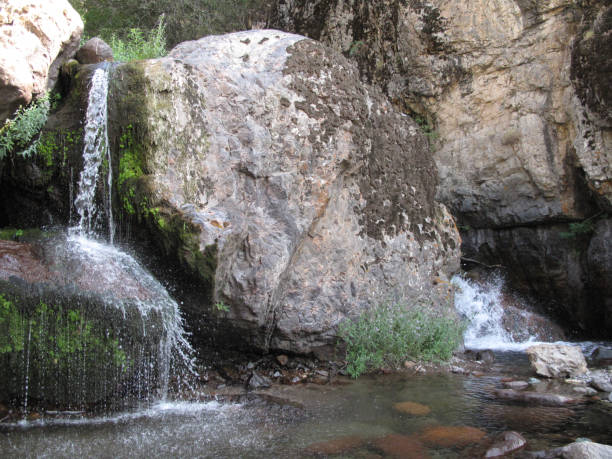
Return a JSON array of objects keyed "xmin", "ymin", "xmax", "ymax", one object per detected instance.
[{"xmin": 0, "ymin": 294, "xmax": 128, "ymax": 371}]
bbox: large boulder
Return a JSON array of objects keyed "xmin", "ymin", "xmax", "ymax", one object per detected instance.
[
  {"xmin": 271, "ymin": 0, "xmax": 612, "ymax": 336},
  {"xmin": 75, "ymin": 37, "xmax": 114, "ymax": 65},
  {"xmin": 0, "ymin": 0, "xmax": 83, "ymax": 124},
  {"xmin": 105, "ymin": 30, "xmax": 461, "ymax": 356},
  {"xmin": 525, "ymin": 343, "xmax": 588, "ymax": 378}
]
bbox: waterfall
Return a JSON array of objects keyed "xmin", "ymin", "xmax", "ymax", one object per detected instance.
[
  {"xmin": 73, "ymin": 65, "xmax": 114, "ymax": 242},
  {"xmin": 453, "ymin": 275, "xmax": 542, "ymax": 351},
  {"xmin": 0, "ymin": 64, "xmax": 198, "ymax": 410}
]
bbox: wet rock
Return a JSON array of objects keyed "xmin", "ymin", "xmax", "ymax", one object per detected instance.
[
  {"xmin": 573, "ymin": 386, "xmax": 597, "ymax": 396},
  {"xmin": 304, "ymin": 435, "xmax": 365, "ymax": 456},
  {"xmin": 248, "ymin": 372, "xmax": 271, "ymax": 390},
  {"xmin": 589, "ymin": 370, "xmax": 612, "ymax": 392},
  {"xmin": 0, "ymin": 0, "xmax": 83, "ymax": 123},
  {"xmin": 419, "ymin": 425, "xmax": 486, "ymax": 448},
  {"xmin": 393, "ymin": 401, "xmax": 431, "ymax": 416},
  {"xmin": 75, "ymin": 37, "xmax": 114, "ymax": 64},
  {"xmin": 373, "ymin": 434, "xmax": 428, "ymax": 458},
  {"xmin": 530, "ymin": 440, "xmax": 612, "ymax": 459},
  {"xmin": 493, "ymin": 389, "xmax": 581, "ymax": 406},
  {"xmin": 526, "ymin": 344, "xmax": 588, "ymax": 378},
  {"xmin": 591, "ymin": 346, "xmax": 612, "ymax": 367},
  {"xmin": 464, "ymin": 349, "xmax": 495, "ymax": 363},
  {"xmin": 503, "ymin": 381, "xmax": 529, "ymax": 390},
  {"xmin": 529, "ymin": 378, "xmax": 541, "ymax": 385},
  {"xmin": 106, "ymin": 29, "xmax": 461, "ymax": 356},
  {"xmin": 485, "ymin": 431, "xmax": 526, "ymax": 457},
  {"xmin": 276, "ymin": 355, "xmax": 289, "ymax": 366}
]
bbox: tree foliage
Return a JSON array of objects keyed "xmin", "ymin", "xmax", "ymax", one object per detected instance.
[{"xmin": 70, "ymin": 0, "xmax": 272, "ymax": 48}]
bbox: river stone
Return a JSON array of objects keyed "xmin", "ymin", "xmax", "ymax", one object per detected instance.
[
  {"xmin": 393, "ymin": 401, "xmax": 431, "ymax": 416},
  {"xmin": 76, "ymin": 37, "xmax": 114, "ymax": 64},
  {"xmin": 419, "ymin": 425, "xmax": 486, "ymax": 448},
  {"xmin": 106, "ymin": 30, "xmax": 461, "ymax": 356},
  {"xmin": 304, "ymin": 436, "xmax": 365, "ymax": 456},
  {"xmin": 589, "ymin": 370, "xmax": 612, "ymax": 393},
  {"xmin": 485, "ymin": 431, "xmax": 527, "ymax": 458},
  {"xmin": 493, "ymin": 388, "xmax": 580, "ymax": 406},
  {"xmin": 503, "ymin": 380, "xmax": 529, "ymax": 390},
  {"xmin": 248, "ymin": 371, "xmax": 272, "ymax": 390},
  {"xmin": 0, "ymin": 0, "xmax": 83, "ymax": 124},
  {"xmin": 373, "ymin": 434, "xmax": 427, "ymax": 458},
  {"xmin": 526, "ymin": 344, "xmax": 588, "ymax": 378},
  {"xmin": 534, "ymin": 440, "xmax": 612, "ymax": 459}
]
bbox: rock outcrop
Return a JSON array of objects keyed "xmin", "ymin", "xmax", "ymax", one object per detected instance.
[
  {"xmin": 104, "ymin": 30, "xmax": 461, "ymax": 356},
  {"xmin": 0, "ymin": 0, "xmax": 83, "ymax": 124},
  {"xmin": 271, "ymin": 0, "xmax": 612, "ymax": 335},
  {"xmin": 75, "ymin": 37, "xmax": 114, "ymax": 65}
]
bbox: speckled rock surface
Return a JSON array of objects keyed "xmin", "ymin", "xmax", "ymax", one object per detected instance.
[
  {"xmin": 271, "ymin": 0, "xmax": 612, "ymax": 336},
  {"xmin": 107, "ymin": 30, "xmax": 461, "ymax": 355},
  {"xmin": 0, "ymin": 0, "xmax": 83, "ymax": 123}
]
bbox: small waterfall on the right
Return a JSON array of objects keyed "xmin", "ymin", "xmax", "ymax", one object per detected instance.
[{"xmin": 452, "ymin": 274, "xmax": 565, "ymax": 351}]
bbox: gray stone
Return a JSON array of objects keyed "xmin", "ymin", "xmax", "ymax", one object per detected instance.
[
  {"xmin": 526, "ymin": 344, "xmax": 588, "ymax": 378},
  {"xmin": 590, "ymin": 370, "xmax": 612, "ymax": 392},
  {"xmin": 573, "ymin": 386, "xmax": 597, "ymax": 396},
  {"xmin": 107, "ymin": 30, "xmax": 461, "ymax": 355},
  {"xmin": 0, "ymin": 0, "xmax": 83, "ymax": 123},
  {"xmin": 76, "ymin": 37, "xmax": 114, "ymax": 64},
  {"xmin": 248, "ymin": 372, "xmax": 272, "ymax": 390},
  {"xmin": 559, "ymin": 440, "xmax": 612, "ymax": 459},
  {"xmin": 504, "ymin": 381, "xmax": 529, "ymax": 390},
  {"xmin": 485, "ymin": 431, "xmax": 527, "ymax": 458}
]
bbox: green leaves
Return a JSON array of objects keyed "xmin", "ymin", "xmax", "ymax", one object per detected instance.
[
  {"xmin": 338, "ymin": 302, "xmax": 465, "ymax": 378},
  {"xmin": 0, "ymin": 93, "xmax": 51, "ymax": 160},
  {"xmin": 110, "ymin": 16, "xmax": 167, "ymax": 62}
]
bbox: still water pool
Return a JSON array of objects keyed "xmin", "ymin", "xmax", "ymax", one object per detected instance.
[{"xmin": 1, "ymin": 352, "xmax": 611, "ymax": 458}]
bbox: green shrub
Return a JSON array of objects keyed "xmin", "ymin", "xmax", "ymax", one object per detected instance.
[
  {"xmin": 338, "ymin": 302, "xmax": 465, "ymax": 378},
  {"xmin": 0, "ymin": 93, "xmax": 51, "ymax": 160},
  {"xmin": 110, "ymin": 16, "xmax": 167, "ymax": 62}
]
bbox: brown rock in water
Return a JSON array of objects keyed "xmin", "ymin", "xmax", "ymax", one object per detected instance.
[
  {"xmin": 75, "ymin": 37, "xmax": 114, "ymax": 64},
  {"xmin": 493, "ymin": 388, "xmax": 581, "ymax": 406},
  {"xmin": 276, "ymin": 354, "xmax": 289, "ymax": 366},
  {"xmin": 482, "ymin": 404, "xmax": 574, "ymax": 432},
  {"xmin": 393, "ymin": 401, "xmax": 432, "ymax": 416},
  {"xmin": 485, "ymin": 431, "xmax": 526, "ymax": 457},
  {"xmin": 419, "ymin": 425, "xmax": 486, "ymax": 448},
  {"xmin": 525, "ymin": 344, "xmax": 588, "ymax": 378},
  {"xmin": 0, "ymin": 0, "xmax": 83, "ymax": 124},
  {"xmin": 304, "ymin": 435, "xmax": 365, "ymax": 456},
  {"xmin": 373, "ymin": 434, "xmax": 429, "ymax": 459}
]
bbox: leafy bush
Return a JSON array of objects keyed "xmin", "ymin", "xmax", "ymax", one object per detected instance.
[
  {"xmin": 0, "ymin": 93, "xmax": 51, "ymax": 160},
  {"xmin": 338, "ymin": 302, "xmax": 465, "ymax": 378},
  {"xmin": 110, "ymin": 16, "xmax": 167, "ymax": 62}
]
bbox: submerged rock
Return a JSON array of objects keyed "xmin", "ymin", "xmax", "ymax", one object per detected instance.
[
  {"xmin": 531, "ymin": 440, "xmax": 612, "ymax": 459},
  {"xmin": 0, "ymin": 0, "xmax": 83, "ymax": 123},
  {"xmin": 493, "ymin": 389, "xmax": 581, "ymax": 406},
  {"xmin": 393, "ymin": 401, "xmax": 431, "ymax": 416},
  {"xmin": 419, "ymin": 425, "xmax": 486, "ymax": 448},
  {"xmin": 526, "ymin": 344, "xmax": 588, "ymax": 378},
  {"xmin": 304, "ymin": 436, "xmax": 365, "ymax": 456},
  {"xmin": 373, "ymin": 434, "xmax": 428, "ymax": 458},
  {"xmin": 104, "ymin": 30, "xmax": 461, "ymax": 356}
]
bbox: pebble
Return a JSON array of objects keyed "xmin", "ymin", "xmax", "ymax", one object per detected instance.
[
  {"xmin": 503, "ymin": 381, "xmax": 529, "ymax": 390},
  {"xmin": 529, "ymin": 377, "xmax": 541, "ymax": 385},
  {"xmin": 276, "ymin": 354, "xmax": 289, "ymax": 366}
]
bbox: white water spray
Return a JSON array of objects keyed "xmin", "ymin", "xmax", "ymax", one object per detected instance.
[
  {"xmin": 74, "ymin": 65, "xmax": 114, "ymax": 242},
  {"xmin": 452, "ymin": 275, "xmax": 538, "ymax": 351}
]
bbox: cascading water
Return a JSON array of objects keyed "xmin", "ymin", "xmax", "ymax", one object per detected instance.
[
  {"xmin": 0, "ymin": 64, "xmax": 196, "ymax": 412},
  {"xmin": 67, "ymin": 64, "xmax": 196, "ymax": 402},
  {"xmin": 73, "ymin": 65, "xmax": 114, "ymax": 242}
]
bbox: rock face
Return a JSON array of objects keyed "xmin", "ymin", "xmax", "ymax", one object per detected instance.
[
  {"xmin": 0, "ymin": 0, "xmax": 83, "ymax": 123},
  {"xmin": 105, "ymin": 30, "xmax": 461, "ymax": 356},
  {"xmin": 271, "ymin": 1, "xmax": 612, "ymax": 336},
  {"xmin": 75, "ymin": 37, "xmax": 114, "ymax": 64},
  {"xmin": 526, "ymin": 343, "xmax": 588, "ymax": 378}
]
